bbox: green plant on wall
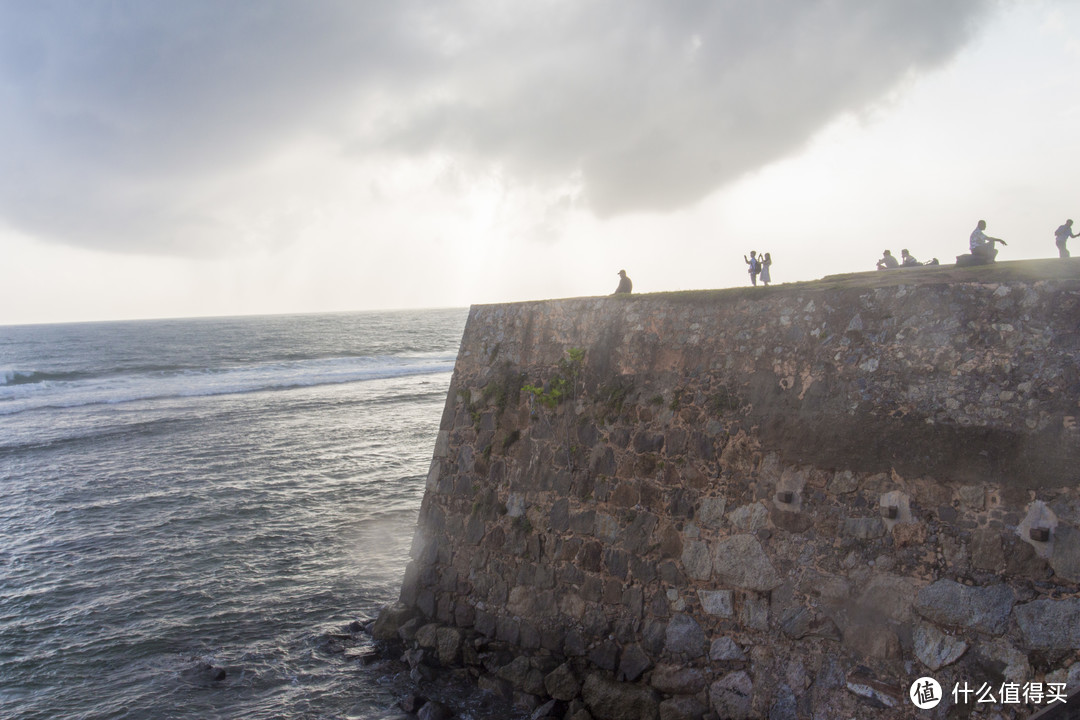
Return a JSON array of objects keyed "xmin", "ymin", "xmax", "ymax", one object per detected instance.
[
  {"xmin": 522, "ymin": 347, "xmax": 585, "ymax": 409},
  {"xmin": 522, "ymin": 347, "xmax": 586, "ymax": 470}
]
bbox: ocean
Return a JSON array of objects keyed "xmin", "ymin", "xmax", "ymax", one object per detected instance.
[{"xmin": 0, "ymin": 309, "xmax": 470, "ymax": 720}]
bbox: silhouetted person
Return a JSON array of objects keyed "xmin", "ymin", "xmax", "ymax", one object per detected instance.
[
  {"xmin": 877, "ymin": 250, "xmax": 899, "ymax": 270},
  {"xmin": 901, "ymin": 249, "xmax": 919, "ymax": 267},
  {"xmin": 744, "ymin": 251, "xmax": 760, "ymax": 286},
  {"xmin": 760, "ymin": 252, "xmax": 772, "ymax": 286},
  {"xmin": 1055, "ymin": 219, "xmax": 1078, "ymax": 258},
  {"xmin": 614, "ymin": 269, "xmax": 632, "ymax": 294},
  {"xmin": 970, "ymin": 220, "xmax": 1006, "ymax": 263}
]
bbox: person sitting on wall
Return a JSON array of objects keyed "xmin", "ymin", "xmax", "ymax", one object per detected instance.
[
  {"xmin": 614, "ymin": 269, "xmax": 632, "ymax": 294},
  {"xmin": 969, "ymin": 219, "xmax": 1007, "ymax": 263},
  {"xmin": 876, "ymin": 250, "xmax": 899, "ymax": 270},
  {"xmin": 900, "ymin": 249, "xmax": 920, "ymax": 267}
]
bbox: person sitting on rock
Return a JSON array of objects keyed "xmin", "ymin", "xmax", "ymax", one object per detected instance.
[
  {"xmin": 900, "ymin": 249, "xmax": 919, "ymax": 267},
  {"xmin": 876, "ymin": 250, "xmax": 899, "ymax": 270},
  {"xmin": 614, "ymin": 269, "xmax": 632, "ymax": 294},
  {"xmin": 969, "ymin": 220, "xmax": 1007, "ymax": 263}
]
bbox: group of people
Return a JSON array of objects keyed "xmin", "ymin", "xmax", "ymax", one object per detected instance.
[
  {"xmin": 744, "ymin": 251, "xmax": 772, "ymax": 286},
  {"xmin": 876, "ymin": 248, "xmax": 929, "ymax": 270},
  {"xmin": 616, "ymin": 216, "xmax": 1078, "ymax": 295},
  {"xmin": 877, "ymin": 217, "xmax": 1079, "ymax": 271}
]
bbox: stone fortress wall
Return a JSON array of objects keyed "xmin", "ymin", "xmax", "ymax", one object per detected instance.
[{"xmin": 374, "ymin": 261, "xmax": 1080, "ymax": 719}]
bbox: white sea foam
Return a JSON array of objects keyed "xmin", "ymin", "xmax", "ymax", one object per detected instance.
[{"xmin": 0, "ymin": 353, "xmax": 456, "ymax": 416}]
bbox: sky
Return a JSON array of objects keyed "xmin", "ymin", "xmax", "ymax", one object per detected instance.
[{"xmin": 1, "ymin": 0, "xmax": 1078, "ymax": 325}]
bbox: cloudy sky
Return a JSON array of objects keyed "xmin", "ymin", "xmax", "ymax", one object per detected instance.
[{"xmin": 1, "ymin": 0, "xmax": 1078, "ymax": 325}]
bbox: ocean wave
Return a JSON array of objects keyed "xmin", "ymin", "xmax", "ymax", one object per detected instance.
[
  {"xmin": 0, "ymin": 353, "xmax": 455, "ymax": 416},
  {"xmin": 0, "ymin": 369, "xmax": 83, "ymax": 387}
]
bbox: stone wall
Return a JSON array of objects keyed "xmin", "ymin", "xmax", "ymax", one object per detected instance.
[{"xmin": 376, "ymin": 262, "xmax": 1080, "ymax": 720}]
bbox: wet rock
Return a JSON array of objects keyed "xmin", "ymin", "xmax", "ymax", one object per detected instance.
[
  {"xmin": 417, "ymin": 699, "xmax": 453, "ymax": 720},
  {"xmin": 371, "ymin": 603, "xmax": 419, "ymax": 643},
  {"xmin": 181, "ymin": 661, "xmax": 227, "ymax": 684}
]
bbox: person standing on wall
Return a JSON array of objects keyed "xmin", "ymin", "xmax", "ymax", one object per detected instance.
[
  {"xmin": 744, "ymin": 251, "xmax": 760, "ymax": 286},
  {"xmin": 1055, "ymin": 219, "xmax": 1078, "ymax": 258},
  {"xmin": 760, "ymin": 252, "xmax": 772, "ymax": 286}
]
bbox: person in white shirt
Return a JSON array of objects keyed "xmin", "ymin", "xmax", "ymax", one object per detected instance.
[{"xmin": 969, "ymin": 220, "xmax": 1006, "ymax": 263}]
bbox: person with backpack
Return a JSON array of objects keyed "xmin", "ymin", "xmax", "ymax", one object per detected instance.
[
  {"xmin": 744, "ymin": 251, "xmax": 761, "ymax": 286},
  {"xmin": 1055, "ymin": 219, "xmax": 1078, "ymax": 258}
]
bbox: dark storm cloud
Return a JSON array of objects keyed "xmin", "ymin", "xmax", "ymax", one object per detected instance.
[{"xmin": 0, "ymin": 0, "xmax": 993, "ymax": 254}]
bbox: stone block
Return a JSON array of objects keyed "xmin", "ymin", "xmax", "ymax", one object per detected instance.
[
  {"xmin": 649, "ymin": 664, "xmax": 707, "ymax": 695},
  {"xmin": 698, "ymin": 496, "xmax": 727, "ymax": 529},
  {"xmin": 914, "ymin": 580, "xmax": 1014, "ymax": 635},
  {"xmin": 1015, "ymin": 598, "xmax": 1080, "ymax": 650},
  {"xmin": 697, "ymin": 589, "xmax": 734, "ymax": 617},
  {"xmin": 618, "ymin": 643, "xmax": 652, "ymax": 682},
  {"xmin": 582, "ymin": 674, "xmax": 660, "ymax": 720},
  {"xmin": 1050, "ymin": 523, "xmax": 1080, "ymax": 582},
  {"xmin": 664, "ymin": 613, "xmax": 707, "ymax": 658},
  {"xmin": 709, "ymin": 671, "xmax": 754, "ymax": 720},
  {"xmin": 709, "ymin": 636, "xmax": 745, "ymax": 662},
  {"xmin": 913, "ymin": 623, "xmax": 968, "ymax": 670},
  {"xmin": 544, "ymin": 662, "xmax": 581, "ymax": 701},
  {"xmin": 658, "ymin": 696, "xmax": 708, "ymax": 720},
  {"xmin": 680, "ymin": 539, "xmax": 712, "ymax": 581},
  {"xmin": 711, "ymin": 535, "xmax": 781, "ymax": 591}
]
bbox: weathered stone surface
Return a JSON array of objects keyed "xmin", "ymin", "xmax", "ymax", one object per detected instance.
[
  {"xmin": 970, "ymin": 528, "xmax": 1005, "ymax": 571},
  {"xmin": 415, "ymin": 622, "xmax": 440, "ymax": 649},
  {"xmin": 658, "ymin": 696, "xmax": 708, "ymax": 720},
  {"xmin": 664, "ymin": 613, "xmax": 706, "ymax": 658},
  {"xmin": 709, "ymin": 636, "xmax": 746, "ymax": 662},
  {"xmin": 1050, "ymin": 523, "xmax": 1080, "ymax": 583},
  {"xmin": 1015, "ymin": 598, "xmax": 1080, "ymax": 650},
  {"xmin": 843, "ymin": 517, "xmax": 885, "ymax": 539},
  {"xmin": 698, "ymin": 496, "xmax": 727, "ymax": 529},
  {"xmin": 435, "ymin": 626, "xmax": 464, "ymax": 666},
  {"xmin": 648, "ymin": 664, "xmax": 706, "ymax": 695},
  {"xmin": 680, "ymin": 540, "xmax": 711, "ymax": 581},
  {"xmin": 545, "ymin": 662, "xmax": 581, "ymax": 701},
  {"xmin": 618, "ymin": 643, "xmax": 652, "ymax": 682},
  {"xmin": 913, "ymin": 623, "xmax": 968, "ymax": 670},
  {"xmin": 856, "ymin": 574, "xmax": 918, "ymax": 623},
  {"xmin": 726, "ymin": 503, "xmax": 768, "ymax": 532},
  {"xmin": 709, "ymin": 671, "xmax": 754, "ymax": 720},
  {"xmin": 371, "ymin": 603, "xmax": 418, "ymax": 642},
  {"xmin": 697, "ymin": 589, "xmax": 733, "ymax": 617},
  {"xmin": 914, "ymin": 580, "xmax": 1014, "ymax": 635},
  {"xmin": 711, "ymin": 535, "xmax": 781, "ymax": 591},
  {"xmin": 582, "ymin": 674, "xmax": 660, "ymax": 720}
]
